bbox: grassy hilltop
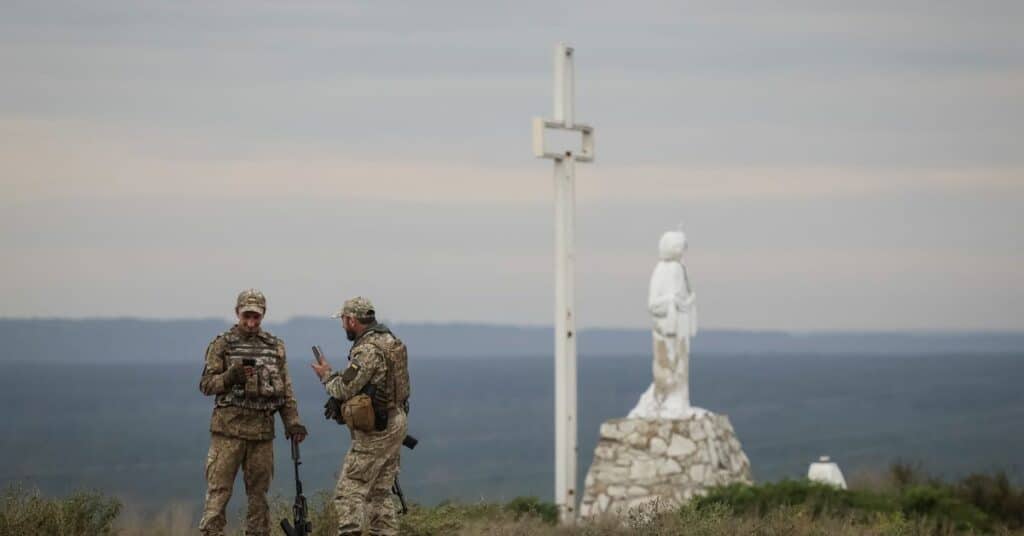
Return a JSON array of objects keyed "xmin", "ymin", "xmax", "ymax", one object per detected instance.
[{"xmin": 2, "ymin": 464, "xmax": 1024, "ymax": 536}]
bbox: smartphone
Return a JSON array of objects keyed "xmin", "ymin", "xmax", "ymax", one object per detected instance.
[{"xmin": 312, "ymin": 346, "xmax": 325, "ymax": 364}]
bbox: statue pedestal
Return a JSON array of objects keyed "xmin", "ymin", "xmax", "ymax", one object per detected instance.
[{"xmin": 578, "ymin": 413, "xmax": 753, "ymax": 517}]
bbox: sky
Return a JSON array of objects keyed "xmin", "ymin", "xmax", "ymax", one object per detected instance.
[{"xmin": 1, "ymin": 1, "xmax": 1022, "ymax": 331}]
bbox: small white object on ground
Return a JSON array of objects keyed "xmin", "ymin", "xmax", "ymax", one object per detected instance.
[{"xmin": 807, "ymin": 455, "xmax": 848, "ymax": 489}]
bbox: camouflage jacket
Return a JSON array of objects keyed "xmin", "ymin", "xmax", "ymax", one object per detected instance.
[
  {"xmin": 199, "ymin": 326, "xmax": 302, "ymax": 441},
  {"xmin": 323, "ymin": 327, "xmax": 393, "ymax": 409}
]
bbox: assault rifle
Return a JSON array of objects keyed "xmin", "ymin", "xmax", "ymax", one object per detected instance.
[{"xmin": 280, "ymin": 437, "xmax": 312, "ymax": 536}]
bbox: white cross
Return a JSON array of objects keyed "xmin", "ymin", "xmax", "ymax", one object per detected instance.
[{"xmin": 532, "ymin": 41, "xmax": 594, "ymax": 524}]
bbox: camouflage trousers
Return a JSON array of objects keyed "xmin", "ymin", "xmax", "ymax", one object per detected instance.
[
  {"xmin": 334, "ymin": 409, "xmax": 407, "ymax": 536},
  {"xmin": 199, "ymin": 433, "xmax": 274, "ymax": 536}
]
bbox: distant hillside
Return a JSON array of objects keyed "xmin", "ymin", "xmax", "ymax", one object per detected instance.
[{"xmin": 1, "ymin": 318, "xmax": 1021, "ymax": 363}]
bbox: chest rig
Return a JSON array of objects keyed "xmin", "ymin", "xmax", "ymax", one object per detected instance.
[{"xmin": 216, "ymin": 329, "xmax": 286, "ymax": 412}]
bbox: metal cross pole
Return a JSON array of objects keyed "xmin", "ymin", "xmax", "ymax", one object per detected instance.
[{"xmin": 532, "ymin": 42, "xmax": 594, "ymax": 524}]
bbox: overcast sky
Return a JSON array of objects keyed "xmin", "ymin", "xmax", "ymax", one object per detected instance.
[{"xmin": 1, "ymin": 1, "xmax": 1021, "ymax": 331}]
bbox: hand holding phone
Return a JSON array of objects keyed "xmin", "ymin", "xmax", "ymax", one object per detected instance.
[
  {"xmin": 241, "ymin": 357, "xmax": 256, "ymax": 377},
  {"xmin": 311, "ymin": 346, "xmax": 332, "ymax": 380}
]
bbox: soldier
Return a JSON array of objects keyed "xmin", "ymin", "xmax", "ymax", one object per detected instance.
[
  {"xmin": 198, "ymin": 289, "xmax": 308, "ymax": 536},
  {"xmin": 311, "ymin": 297, "xmax": 410, "ymax": 536}
]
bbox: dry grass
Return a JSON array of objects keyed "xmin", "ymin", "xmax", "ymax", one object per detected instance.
[
  {"xmin": 5, "ymin": 463, "xmax": 1024, "ymax": 535},
  {"xmin": 114, "ymin": 501, "xmax": 195, "ymax": 536},
  {"xmin": 0, "ymin": 485, "xmax": 120, "ymax": 536},
  {"xmin": 422, "ymin": 502, "xmax": 1024, "ymax": 536}
]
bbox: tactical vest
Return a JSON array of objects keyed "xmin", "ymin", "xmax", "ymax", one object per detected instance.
[
  {"xmin": 354, "ymin": 325, "xmax": 410, "ymax": 412},
  {"xmin": 215, "ymin": 329, "xmax": 287, "ymax": 412}
]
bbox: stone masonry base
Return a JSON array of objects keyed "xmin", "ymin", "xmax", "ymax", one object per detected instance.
[{"xmin": 579, "ymin": 413, "xmax": 753, "ymax": 517}]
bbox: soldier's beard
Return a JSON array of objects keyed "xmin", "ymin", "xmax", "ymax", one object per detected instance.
[{"xmin": 345, "ymin": 328, "xmax": 357, "ymax": 341}]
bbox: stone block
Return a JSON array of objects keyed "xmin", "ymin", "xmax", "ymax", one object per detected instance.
[
  {"xmin": 667, "ymin": 434, "xmax": 696, "ymax": 457},
  {"xmin": 657, "ymin": 459, "xmax": 682, "ymax": 476},
  {"xmin": 599, "ymin": 422, "xmax": 621, "ymax": 440},
  {"xmin": 594, "ymin": 444, "xmax": 615, "ymax": 460},
  {"xmin": 596, "ymin": 465, "xmax": 628, "ymax": 480},
  {"xmin": 628, "ymin": 485, "xmax": 648, "ymax": 496},
  {"xmin": 630, "ymin": 459, "xmax": 657, "ymax": 481},
  {"xmin": 625, "ymin": 432, "xmax": 647, "ymax": 448}
]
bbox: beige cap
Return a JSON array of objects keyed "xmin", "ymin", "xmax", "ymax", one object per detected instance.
[
  {"xmin": 236, "ymin": 288, "xmax": 267, "ymax": 315},
  {"xmin": 331, "ymin": 296, "xmax": 375, "ymax": 319}
]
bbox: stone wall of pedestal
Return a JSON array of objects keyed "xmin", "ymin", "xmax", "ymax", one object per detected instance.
[{"xmin": 579, "ymin": 412, "xmax": 753, "ymax": 517}]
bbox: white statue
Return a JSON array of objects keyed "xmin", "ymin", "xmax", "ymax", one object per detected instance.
[{"xmin": 628, "ymin": 230, "xmax": 703, "ymax": 419}]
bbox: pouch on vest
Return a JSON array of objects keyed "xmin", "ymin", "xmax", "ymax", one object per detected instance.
[
  {"xmin": 257, "ymin": 362, "xmax": 285, "ymax": 398},
  {"xmin": 243, "ymin": 373, "xmax": 259, "ymax": 399},
  {"xmin": 342, "ymin": 394, "xmax": 376, "ymax": 432}
]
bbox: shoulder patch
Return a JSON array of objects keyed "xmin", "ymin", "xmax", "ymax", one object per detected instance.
[{"xmin": 342, "ymin": 365, "xmax": 359, "ymax": 383}]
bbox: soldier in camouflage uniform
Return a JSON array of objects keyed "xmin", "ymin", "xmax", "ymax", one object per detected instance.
[
  {"xmin": 311, "ymin": 297, "xmax": 410, "ymax": 536},
  {"xmin": 198, "ymin": 289, "xmax": 308, "ymax": 536}
]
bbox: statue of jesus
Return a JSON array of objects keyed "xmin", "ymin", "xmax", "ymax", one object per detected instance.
[{"xmin": 628, "ymin": 229, "xmax": 702, "ymax": 419}]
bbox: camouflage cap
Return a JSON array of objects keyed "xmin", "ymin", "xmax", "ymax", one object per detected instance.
[
  {"xmin": 330, "ymin": 296, "xmax": 375, "ymax": 319},
  {"xmin": 236, "ymin": 288, "xmax": 267, "ymax": 315}
]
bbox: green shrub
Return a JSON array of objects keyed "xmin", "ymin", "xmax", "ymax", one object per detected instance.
[
  {"xmin": 899, "ymin": 484, "xmax": 990, "ymax": 531},
  {"xmin": 399, "ymin": 500, "xmax": 508, "ymax": 536},
  {"xmin": 694, "ymin": 476, "xmax": 1005, "ymax": 532},
  {"xmin": 881, "ymin": 462, "xmax": 1024, "ymax": 530},
  {"xmin": 504, "ymin": 496, "xmax": 559, "ymax": 524},
  {"xmin": 956, "ymin": 471, "xmax": 1024, "ymax": 529},
  {"xmin": 0, "ymin": 485, "xmax": 121, "ymax": 536},
  {"xmin": 695, "ymin": 479, "xmax": 896, "ymax": 520}
]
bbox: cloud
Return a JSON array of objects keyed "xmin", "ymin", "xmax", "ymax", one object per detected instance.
[
  {"xmin": 1, "ymin": 1, "xmax": 1022, "ymax": 329},
  {"xmin": 3, "ymin": 119, "xmax": 1020, "ymax": 208}
]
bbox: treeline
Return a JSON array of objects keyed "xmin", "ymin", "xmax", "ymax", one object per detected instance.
[{"xmin": 3, "ymin": 464, "xmax": 1023, "ymax": 535}]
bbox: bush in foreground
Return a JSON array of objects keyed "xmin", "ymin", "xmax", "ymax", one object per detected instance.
[
  {"xmin": 690, "ymin": 463, "xmax": 1024, "ymax": 534},
  {"xmin": 0, "ymin": 485, "xmax": 120, "ymax": 536},
  {"xmin": 4, "ymin": 463, "xmax": 1023, "ymax": 535}
]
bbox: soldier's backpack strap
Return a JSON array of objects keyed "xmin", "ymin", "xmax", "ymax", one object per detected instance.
[{"xmin": 366, "ymin": 337, "xmax": 394, "ymax": 432}]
